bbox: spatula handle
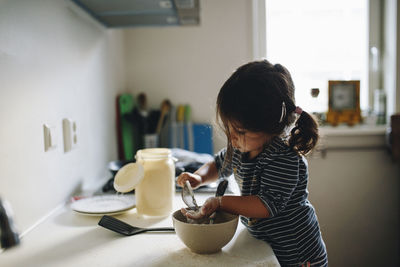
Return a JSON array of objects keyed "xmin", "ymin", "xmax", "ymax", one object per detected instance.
[{"xmin": 143, "ymin": 227, "xmax": 175, "ymax": 232}]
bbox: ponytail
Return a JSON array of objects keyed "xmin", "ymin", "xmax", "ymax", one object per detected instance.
[{"xmin": 288, "ymin": 111, "xmax": 319, "ymax": 155}]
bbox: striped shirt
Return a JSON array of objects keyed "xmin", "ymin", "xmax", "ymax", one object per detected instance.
[{"xmin": 215, "ymin": 137, "xmax": 328, "ymax": 267}]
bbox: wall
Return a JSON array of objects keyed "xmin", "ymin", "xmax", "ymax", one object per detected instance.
[
  {"xmin": 307, "ymin": 131, "xmax": 400, "ymax": 266},
  {"xmin": 383, "ymin": 0, "xmax": 399, "ymax": 116},
  {"xmin": 0, "ymin": 0, "xmax": 125, "ymax": 233},
  {"xmin": 124, "ymin": 0, "xmax": 253, "ymax": 152},
  {"xmin": 398, "ymin": 0, "xmax": 400, "ymax": 113}
]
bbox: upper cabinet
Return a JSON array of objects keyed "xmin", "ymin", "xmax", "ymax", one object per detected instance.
[{"xmin": 71, "ymin": 0, "xmax": 200, "ymax": 27}]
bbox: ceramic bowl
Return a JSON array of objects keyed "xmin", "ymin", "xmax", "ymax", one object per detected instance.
[{"xmin": 172, "ymin": 209, "xmax": 239, "ymax": 254}]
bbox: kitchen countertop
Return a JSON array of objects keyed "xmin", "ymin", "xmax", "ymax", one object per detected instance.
[{"xmin": 2, "ymin": 193, "xmax": 279, "ymax": 267}]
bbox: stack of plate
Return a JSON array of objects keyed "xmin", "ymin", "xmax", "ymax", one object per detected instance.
[{"xmin": 70, "ymin": 194, "xmax": 135, "ymax": 216}]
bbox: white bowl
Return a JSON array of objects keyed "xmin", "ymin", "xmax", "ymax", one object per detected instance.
[{"xmin": 172, "ymin": 209, "xmax": 239, "ymax": 254}]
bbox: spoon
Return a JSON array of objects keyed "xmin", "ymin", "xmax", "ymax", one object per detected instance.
[
  {"xmin": 181, "ymin": 180, "xmax": 199, "ymax": 211},
  {"xmin": 216, "ymin": 179, "xmax": 229, "ymax": 197},
  {"xmin": 209, "ymin": 179, "xmax": 229, "ymax": 224},
  {"xmin": 155, "ymin": 99, "xmax": 171, "ymax": 135}
]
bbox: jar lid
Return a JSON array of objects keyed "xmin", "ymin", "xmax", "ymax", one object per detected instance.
[
  {"xmin": 136, "ymin": 148, "xmax": 172, "ymax": 159},
  {"xmin": 113, "ymin": 163, "xmax": 144, "ymax": 193}
]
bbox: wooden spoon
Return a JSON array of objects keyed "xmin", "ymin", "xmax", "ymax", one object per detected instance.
[{"xmin": 156, "ymin": 99, "xmax": 171, "ymax": 134}]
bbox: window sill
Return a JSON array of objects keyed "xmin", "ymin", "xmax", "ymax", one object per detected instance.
[
  {"xmin": 317, "ymin": 124, "xmax": 388, "ymax": 150},
  {"xmin": 320, "ymin": 124, "xmax": 387, "ymax": 136}
]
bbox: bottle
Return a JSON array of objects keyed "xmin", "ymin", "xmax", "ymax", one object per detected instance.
[
  {"xmin": 135, "ymin": 148, "xmax": 175, "ymax": 216},
  {"xmin": 310, "ymin": 88, "xmax": 320, "ymax": 112},
  {"xmin": 374, "ymin": 89, "xmax": 386, "ymax": 125}
]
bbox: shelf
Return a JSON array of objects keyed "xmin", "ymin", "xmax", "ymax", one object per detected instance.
[
  {"xmin": 320, "ymin": 125, "xmax": 387, "ymax": 137},
  {"xmin": 316, "ymin": 125, "xmax": 388, "ymax": 151}
]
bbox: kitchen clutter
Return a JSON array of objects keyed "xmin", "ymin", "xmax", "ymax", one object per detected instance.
[
  {"xmin": 95, "ymin": 184, "xmax": 238, "ymax": 255},
  {"xmin": 102, "ymin": 148, "xmax": 219, "ymax": 195},
  {"xmin": 107, "ymin": 92, "xmax": 216, "ymax": 194},
  {"xmin": 82, "ymin": 144, "xmax": 239, "ymax": 255},
  {"xmin": 116, "ymin": 93, "xmax": 213, "ymax": 162},
  {"xmin": 95, "ymin": 157, "xmax": 238, "ymax": 255},
  {"xmin": 74, "ymin": 93, "xmax": 239, "ymax": 255}
]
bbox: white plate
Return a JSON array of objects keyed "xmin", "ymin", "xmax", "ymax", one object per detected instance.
[{"xmin": 71, "ymin": 194, "xmax": 135, "ymax": 215}]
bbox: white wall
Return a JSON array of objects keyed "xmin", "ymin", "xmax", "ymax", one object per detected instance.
[
  {"xmin": 383, "ymin": 0, "xmax": 399, "ymax": 116},
  {"xmin": 124, "ymin": 0, "xmax": 253, "ymax": 152},
  {"xmin": 308, "ymin": 146, "xmax": 399, "ymax": 266},
  {"xmin": 0, "ymin": 0, "xmax": 125, "ymax": 232}
]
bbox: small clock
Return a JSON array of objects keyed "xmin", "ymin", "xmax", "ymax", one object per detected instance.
[{"xmin": 326, "ymin": 80, "xmax": 361, "ymax": 126}]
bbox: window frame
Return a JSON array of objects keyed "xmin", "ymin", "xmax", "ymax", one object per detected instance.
[{"xmin": 253, "ymin": 0, "xmax": 386, "ymax": 115}]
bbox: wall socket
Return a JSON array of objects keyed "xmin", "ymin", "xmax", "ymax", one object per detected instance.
[
  {"xmin": 62, "ymin": 118, "xmax": 77, "ymax": 152},
  {"xmin": 43, "ymin": 124, "xmax": 57, "ymax": 152}
]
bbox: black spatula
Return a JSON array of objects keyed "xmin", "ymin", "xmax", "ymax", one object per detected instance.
[{"xmin": 98, "ymin": 215, "xmax": 175, "ymax": 236}]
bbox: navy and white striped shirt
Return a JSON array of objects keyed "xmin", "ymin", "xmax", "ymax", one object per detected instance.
[{"xmin": 215, "ymin": 137, "xmax": 328, "ymax": 267}]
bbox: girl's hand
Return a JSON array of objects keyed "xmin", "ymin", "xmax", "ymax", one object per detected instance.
[
  {"xmin": 176, "ymin": 172, "xmax": 202, "ymax": 189},
  {"xmin": 181, "ymin": 196, "xmax": 221, "ymax": 219},
  {"xmin": 199, "ymin": 197, "xmax": 221, "ymax": 216},
  {"xmin": 180, "ymin": 208, "xmax": 203, "ymax": 220}
]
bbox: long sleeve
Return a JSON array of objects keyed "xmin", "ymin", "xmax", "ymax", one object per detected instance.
[
  {"xmin": 214, "ymin": 148, "xmax": 233, "ymax": 178},
  {"xmin": 256, "ymin": 153, "xmax": 300, "ymax": 217}
]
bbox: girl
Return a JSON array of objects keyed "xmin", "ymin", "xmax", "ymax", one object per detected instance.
[{"xmin": 177, "ymin": 60, "xmax": 328, "ymax": 266}]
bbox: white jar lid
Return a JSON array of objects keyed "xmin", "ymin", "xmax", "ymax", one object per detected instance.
[{"xmin": 113, "ymin": 163, "xmax": 144, "ymax": 193}]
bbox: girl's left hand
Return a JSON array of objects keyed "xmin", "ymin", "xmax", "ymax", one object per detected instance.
[{"xmin": 181, "ymin": 196, "xmax": 221, "ymax": 219}]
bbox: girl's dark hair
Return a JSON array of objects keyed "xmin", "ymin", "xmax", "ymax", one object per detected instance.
[{"xmin": 216, "ymin": 60, "xmax": 319, "ymax": 156}]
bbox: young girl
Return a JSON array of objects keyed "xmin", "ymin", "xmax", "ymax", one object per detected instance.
[{"xmin": 177, "ymin": 60, "xmax": 328, "ymax": 266}]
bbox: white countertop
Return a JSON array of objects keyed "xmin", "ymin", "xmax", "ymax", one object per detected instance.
[{"xmin": 2, "ymin": 193, "xmax": 279, "ymax": 267}]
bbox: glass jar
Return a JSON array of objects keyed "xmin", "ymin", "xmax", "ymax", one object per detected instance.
[{"xmin": 135, "ymin": 148, "xmax": 175, "ymax": 216}]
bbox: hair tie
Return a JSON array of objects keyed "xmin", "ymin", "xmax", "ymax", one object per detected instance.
[
  {"xmin": 295, "ymin": 106, "xmax": 303, "ymax": 115},
  {"xmin": 279, "ymin": 102, "xmax": 286, "ymax": 123}
]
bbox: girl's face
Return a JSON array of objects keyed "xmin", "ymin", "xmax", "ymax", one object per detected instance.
[{"xmin": 228, "ymin": 123, "xmax": 272, "ymax": 159}]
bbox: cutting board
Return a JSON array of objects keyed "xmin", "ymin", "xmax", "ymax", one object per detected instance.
[
  {"xmin": 183, "ymin": 105, "xmax": 194, "ymax": 151},
  {"xmin": 116, "ymin": 96, "xmax": 124, "ymax": 160},
  {"xmin": 118, "ymin": 94, "xmax": 139, "ymax": 160},
  {"xmin": 192, "ymin": 123, "xmax": 213, "ymax": 155},
  {"xmin": 176, "ymin": 105, "xmax": 185, "ymax": 149}
]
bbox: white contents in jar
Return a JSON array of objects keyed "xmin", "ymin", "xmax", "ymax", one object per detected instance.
[{"xmin": 135, "ymin": 148, "xmax": 175, "ymax": 216}]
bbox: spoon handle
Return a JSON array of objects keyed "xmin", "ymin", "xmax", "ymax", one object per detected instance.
[
  {"xmin": 216, "ymin": 179, "xmax": 228, "ymax": 197},
  {"xmin": 142, "ymin": 227, "xmax": 175, "ymax": 232},
  {"xmin": 210, "ymin": 179, "xmax": 229, "ymax": 224}
]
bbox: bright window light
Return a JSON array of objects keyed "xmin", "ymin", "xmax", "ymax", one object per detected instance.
[{"xmin": 266, "ymin": 0, "xmax": 368, "ymax": 113}]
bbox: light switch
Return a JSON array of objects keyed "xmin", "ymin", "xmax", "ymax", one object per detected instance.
[
  {"xmin": 63, "ymin": 118, "xmax": 77, "ymax": 153},
  {"xmin": 43, "ymin": 124, "xmax": 57, "ymax": 152}
]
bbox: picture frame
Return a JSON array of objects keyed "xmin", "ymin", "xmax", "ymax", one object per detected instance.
[{"xmin": 326, "ymin": 80, "xmax": 361, "ymax": 126}]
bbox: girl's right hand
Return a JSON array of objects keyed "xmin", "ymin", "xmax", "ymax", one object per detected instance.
[{"xmin": 176, "ymin": 172, "xmax": 202, "ymax": 189}]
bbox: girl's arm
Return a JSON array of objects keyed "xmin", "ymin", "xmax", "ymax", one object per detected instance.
[
  {"xmin": 220, "ymin": 195, "xmax": 270, "ymax": 218},
  {"xmin": 176, "ymin": 161, "xmax": 219, "ymax": 188},
  {"xmin": 186, "ymin": 194, "xmax": 270, "ymax": 220},
  {"xmin": 194, "ymin": 161, "xmax": 219, "ymax": 184},
  {"xmin": 179, "ymin": 163, "xmax": 270, "ymax": 219}
]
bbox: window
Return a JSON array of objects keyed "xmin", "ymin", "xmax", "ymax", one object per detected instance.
[{"xmin": 265, "ymin": 0, "xmax": 375, "ymax": 113}]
